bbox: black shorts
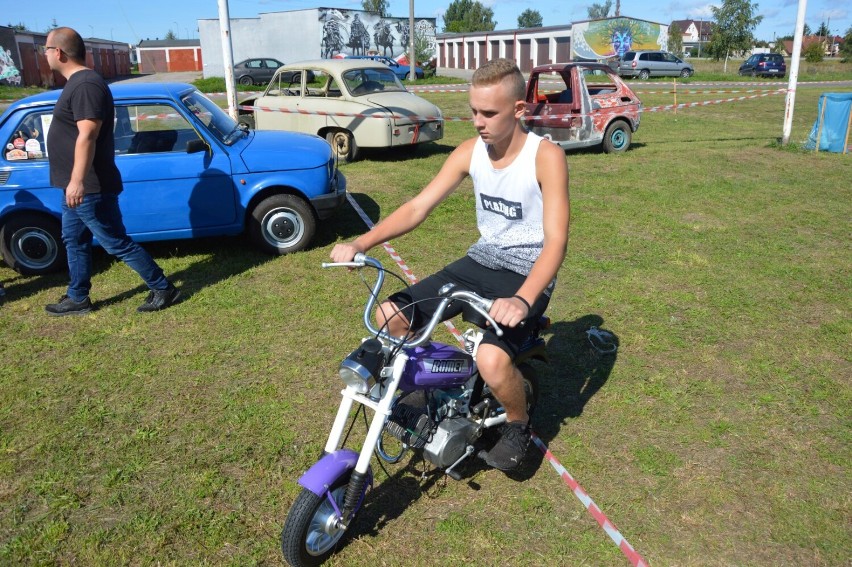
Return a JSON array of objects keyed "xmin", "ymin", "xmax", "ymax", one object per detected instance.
[{"xmin": 387, "ymin": 256, "xmax": 551, "ymax": 358}]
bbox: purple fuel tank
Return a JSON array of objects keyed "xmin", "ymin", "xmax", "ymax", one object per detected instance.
[{"xmin": 400, "ymin": 342, "xmax": 476, "ymax": 389}]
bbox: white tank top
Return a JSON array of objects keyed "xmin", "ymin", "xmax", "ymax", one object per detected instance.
[{"xmin": 467, "ymin": 132, "xmax": 545, "ymax": 276}]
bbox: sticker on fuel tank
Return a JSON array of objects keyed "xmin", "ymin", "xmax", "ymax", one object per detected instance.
[{"xmin": 428, "ymin": 359, "xmax": 469, "ymax": 373}]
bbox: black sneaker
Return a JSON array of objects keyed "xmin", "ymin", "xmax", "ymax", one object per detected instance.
[
  {"xmin": 480, "ymin": 420, "xmax": 531, "ymax": 471},
  {"xmin": 45, "ymin": 295, "xmax": 93, "ymax": 316},
  {"xmin": 137, "ymin": 284, "xmax": 181, "ymax": 313}
]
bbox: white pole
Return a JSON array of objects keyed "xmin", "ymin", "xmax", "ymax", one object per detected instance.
[
  {"xmin": 408, "ymin": 0, "xmax": 416, "ymax": 82},
  {"xmin": 217, "ymin": 0, "xmax": 238, "ymax": 120},
  {"xmin": 782, "ymin": 0, "xmax": 808, "ymax": 145}
]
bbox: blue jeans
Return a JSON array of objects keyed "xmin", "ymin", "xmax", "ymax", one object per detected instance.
[{"xmin": 62, "ymin": 193, "xmax": 168, "ymax": 301}]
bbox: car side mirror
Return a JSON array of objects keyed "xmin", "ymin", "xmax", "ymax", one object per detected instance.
[{"xmin": 186, "ymin": 139, "xmax": 209, "ymax": 154}]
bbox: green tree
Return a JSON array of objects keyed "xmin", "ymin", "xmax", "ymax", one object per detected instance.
[
  {"xmin": 165, "ymin": 30, "xmax": 177, "ymax": 41},
  {"xmin": 587, "ymin": 1, "xmax": 613, "ymax": 19},
  {"xmin": 517, "ymin": 9, "xmax": 543, "ymax": 28},
  {"xmin": 414, "ymin": 31, "xmax": 434, "ymax": 71},
  {"xmin": 816, "ymin": 21, "xmax": 829, "ymax": 37},
  {"xmin": 841, "ymin": 26, "xmax": 852, "ymax": 60},
  {"xmin": 802, "ymin": 23, "xmax": 811, "ymax": 36},
  {"xmin": 668, "ymin": 22, "xmax": 683, "ymax": 55},
  {"xmin": 7, "ymin": 22, "xmax": 28, "ymax": 32},
  {"xmin": 443, "ymin": 0, "xmax": 496, "ymax": 33},
  {"xmin": 803, "ymin": 41, "xmax": 823, "ymax": 62},
  {"xmin": 706, "ymin": 0, "xmax": 763, "ymax": 71},
  {"xmin": 362, "ymin": 0, "xmax": 389, "ymax": 18}
]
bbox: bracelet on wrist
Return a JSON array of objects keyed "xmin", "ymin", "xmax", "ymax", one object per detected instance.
[{"xmin": 512, "ymin": 294, "xmax": 531, "ymax": 311}]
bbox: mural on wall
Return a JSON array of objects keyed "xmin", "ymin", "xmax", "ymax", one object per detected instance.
[
  {"xmin": 572, "ymin": 18, "xmax": 666, "ymax": 60},
  {"xmin": 319, "ymin": 8, "xmax": 436, "ymax": 62},
  {"xmin": 0, "ymin": 45, "xmax": 22, "ymax": 86}
]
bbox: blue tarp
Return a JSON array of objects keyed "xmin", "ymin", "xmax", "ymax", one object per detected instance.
[{"xmin": 804, "ymin": 92, "xmax": 852, "ymax": 153}]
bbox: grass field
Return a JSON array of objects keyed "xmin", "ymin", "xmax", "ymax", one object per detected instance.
[{"xmin": 0, "ymin": 79, "xmax": 850, "ymax": 565}]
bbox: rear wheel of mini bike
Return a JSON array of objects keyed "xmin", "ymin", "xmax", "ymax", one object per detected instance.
[
  {"xmin": 518, "ymin": 362, "xmax": 540, "ymax": 416},
  {"xmin": 281, "ymin": 472, "xmax": 353, "ymax": 566}
]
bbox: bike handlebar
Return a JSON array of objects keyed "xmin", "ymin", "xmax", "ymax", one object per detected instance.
[{"xmin": 323, "ymin": 254, "xmax": 503, "ymax": 346}]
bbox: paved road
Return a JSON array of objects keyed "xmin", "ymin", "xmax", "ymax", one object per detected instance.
[{"xmin": 109, "ymin": 71, "xmax": 202, "ymax": 84}]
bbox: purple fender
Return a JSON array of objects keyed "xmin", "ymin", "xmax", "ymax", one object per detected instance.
[{"xmin": 298, "ymin": 449, "xmax": 359, "ymax": 496}]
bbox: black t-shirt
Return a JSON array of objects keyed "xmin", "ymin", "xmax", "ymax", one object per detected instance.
[{"xmin": 48, "ymin": 69, "xmax": 123, "ymax": 194}]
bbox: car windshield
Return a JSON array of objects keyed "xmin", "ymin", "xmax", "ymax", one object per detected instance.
[
  {"xmin": 180, "ymin": 90, "xmax": 244, "ymax": 145},
  {"xmin": 341, "ymin": 67, "xmax": 406, "ymax": 96}
]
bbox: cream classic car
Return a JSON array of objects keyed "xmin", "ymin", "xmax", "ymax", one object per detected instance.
[{"xmin": 240, "ymin": 59, "xmax": 443, "ymax": 162}]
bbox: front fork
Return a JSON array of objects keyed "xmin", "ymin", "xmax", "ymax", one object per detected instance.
[{"xmin": 300, "ymin": 352, "xmax": 409, "ymax": 527}]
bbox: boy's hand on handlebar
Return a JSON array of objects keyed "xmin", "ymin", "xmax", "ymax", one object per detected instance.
[
  {"xmin": 489, "ymin": 296, "xmax": 529, "ymax": 328},
  {"xmin": 330, "ymin": 242, "xmax": 364, "ymax": 263}
]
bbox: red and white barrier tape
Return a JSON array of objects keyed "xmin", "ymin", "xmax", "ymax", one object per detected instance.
[
  {"xmin": 408, "ymin": 87, "xmax": 470, "ymax": 93},
  {"xmin": 238, "ymin": 104, "xmax": 448, "ymax": 122},
  {"xmin": 531, "ymin": 432, "xmax": 649, "ymax": 566},
  {"xmin": 242, "ymin": 86, "xmax": 787, "ymax": 124},
  {"xmin": 635, "ymin": 88, "xmax": 785, "ymax": 94},
  {"xmin": 644, "ymin": 88, "xmax": 786, "ymax": 112},
  {"xmin": 346, "ymin": 193, "xmax": 648, "ymax": 565}
]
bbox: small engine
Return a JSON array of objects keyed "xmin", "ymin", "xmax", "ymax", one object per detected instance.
[{"xmin": 386, "ymin": 402, "xmax": 479, "ymax": 468}]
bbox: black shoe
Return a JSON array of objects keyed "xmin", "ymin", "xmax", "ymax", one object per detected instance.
[
  {"xmin": 45, "ymin": 295, "xmax": 93, "ymax": 316},
  {"xmin": 480, "ymin": 420, "xmax": 531, "ymax": 471},
  {"xmin": 137, "ymin": 284, "xmax": 181, "ymax": 313}
]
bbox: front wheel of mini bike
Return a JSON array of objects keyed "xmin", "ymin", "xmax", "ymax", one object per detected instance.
[{"xmin": 281, "ymin": 474, "xmax": 352, "ymax": 566}]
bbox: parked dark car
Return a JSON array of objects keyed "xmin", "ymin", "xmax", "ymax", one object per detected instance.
[
  {"xmin": 738, "ymin": 53, "xmax": 786, "ymax": 78},
  {"xmin": 234, "ymin": 58, "xmax": 285, "ymax": 86},
  {"xmin": 617, "ymin": 50, "xmax": 694, "ymax": 79},
  {"xmin": 0, "ymin": 83, "xmax": 346, "ymax": 274},
  {"xmin": 233, "ymin": 59, "xmax": 316, "ymax": 86}
]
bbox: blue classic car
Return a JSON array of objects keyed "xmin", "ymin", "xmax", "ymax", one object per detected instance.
[{"xmin": 0, "ymin": 83, "xmax": 346, "ymax": 274}]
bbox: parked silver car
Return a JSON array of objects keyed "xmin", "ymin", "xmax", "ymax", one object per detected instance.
[{"xmin": 617, "ymin": 50, "xmax": 694, "ymax": 79}]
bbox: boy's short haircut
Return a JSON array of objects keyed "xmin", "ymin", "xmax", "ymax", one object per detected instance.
[{"xmin": 472, "ymin": 58, "xmax": 526, "ymax": 101}]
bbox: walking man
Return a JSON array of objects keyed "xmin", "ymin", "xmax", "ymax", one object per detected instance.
[{"xmin": 43, "ymin": 27, "xmax": 180, "ymax": 315}]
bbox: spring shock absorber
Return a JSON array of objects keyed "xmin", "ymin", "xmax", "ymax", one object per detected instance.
[{"xmin": 339, "ymin": 470, "xmax": 369, "ymax": 527}]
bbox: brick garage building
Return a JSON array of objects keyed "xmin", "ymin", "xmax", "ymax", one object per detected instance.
[
  {"xmin": 137, "ymin": 39, "xmax": 202, "ymax": 73},
  {"xmin": 0, "ymin": 25, "xmax": 130, "ymax": 88}
]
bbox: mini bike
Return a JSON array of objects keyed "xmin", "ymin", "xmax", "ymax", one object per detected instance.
[{"xmin": 281, "ymin": 254, "xmax": 548, "ymax": 566}]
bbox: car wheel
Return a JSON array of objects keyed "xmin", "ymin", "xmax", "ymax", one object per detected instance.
[
  {"xmin": 326, "ymin": 130, "xmax": 359, "ymax": 163},
  {"xmin": 638, "ymin": 69, "xmax": 650, "ymax": 80},
  {"xmin": 680, "ymin": 68, "xmax": 692, "ymax": 78},
  {"xmin": 238, "ymin": 75, "xmax": 254, "ymax": 86},
  {"xmin": 602, "ymin": 120, "xmax": 632, "ymax": 154},
  {"xmin": 0, "ymin": 213, "xmax": 66, "ymax": 275},
  {"xmin": 249, "ymin": 194, "xmax": 316, "ymax": 255}
]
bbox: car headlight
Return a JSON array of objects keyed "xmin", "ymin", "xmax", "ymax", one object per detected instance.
[{"xmin": 339, "ymin": 338, "xmax": 384, "ymax": 394}]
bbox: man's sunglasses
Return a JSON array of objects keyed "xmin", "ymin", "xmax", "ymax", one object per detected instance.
[{"xmin": 38, "ymin": 45, "xmax": 61, "ymax": 55}]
